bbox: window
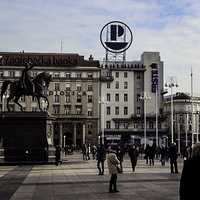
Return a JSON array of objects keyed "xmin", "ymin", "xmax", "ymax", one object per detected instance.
[
  {"xmin": 115, "ymin": 107, "xmax": 119, "ymax": 115},
  {"xmin": 88, "ymin": 123, "xmax": 93, "ymax": 129},
  {"xmin": 9, "ymin": 71, "xmax": 15, "ymax": 77},
  {"xmin": 107, "ymin": 93, "xmax": 111, "ymax": 101},
  {"xmin": 136, "ymin": 72, "xmax": 141, "ymax": 79},
  {"xmin": 124, "ymin": 72, "xmax": 128, "ymax": 78},
  {"xmin": 53, "ymin": 105, "xmax": 60, "ymax": 114},
  {"xmin": 88, "ymin": 84, "xmax": 93, "ymax": 91},
  {"xmin": 106, "ymin": 106, "xmax": 111, "ymax": 115},
  {"xmin": 137, "ymin": 107, "xmax": 141, "ymax": 115},
  {"xmin": 124, "ymin": 122, "xmax": 128, "ymax": 129},
  {"xmin": 76, "ymin": 106, "xmax": 82, "ymax": 114},
  {"xmin": 76, "ymin": 72, "xmax": 82, "ymax": 78},
  {"xmin": 124, "ymin": 94, "xmax": 128, "ymax": 102},
  {"xmin": 115, "ymin": 122, "xmax": 120, "ymax": 129},
  {"xmin": 32, "ymin": 72, "xmax": 37, "ymax": 77},
  {"xmin": 65, "ymin": 105, "xmax": 71, "ymax": 115},
  {"xmin": 77, "ymin": 94, "xmax": 82, "ymax": 103},
  {"xmin": 107, "ymin": 82, "xmax": 110, "ymax": 89},
  {"xmin": 0, "ymin": 71, "xmax": 3, "ymax": 77},
  {"xmin": 124, "ymin": 107, "xmax": 128, "ymax": 115},
  {"xmin": 55, "ymin": 83, "xmax": 60, "ymax": 91},
  {"xmin": 66, "ymin": 83, "xmax": 71, "ymax": 91},
  {"xmin": 54, "ymin": 95, "xmax": 60, "ymax": 103},
  {"xmin": 106, "ymin": 121, "xmax": 111, "ymax": 129},
  {"xmin": 124, "ymin": 81, "xmax": 128, "ymax": 89},
  {"xmin": 88, "ymin": 109, "xmax": 93, "ymax": 116},
  {"xmin": 76, "ymin": 84, "xmax": 82, "ymax": 92},
  {"xmin": 66, "ymin": 72, "xmax": 71, "ymax": 78},
  {"xmin": 54, "ymin": 73, "xmax": 60, "ymax": 78},
  {"xmin": 88, "ymin": 73, "xmax": 93, "ymax": 78},
  {"xmin": 65, "ymin": 95, "xmax": 70, "ymax": 103},
  {"xmin": 32, "ymin": 107, "xmax": 37, "ymax": 112},
  {"xmin": 137, "ymin": 94, "xmax": 141, "ymax": 102},
  {"xmin": 115, "ymin": 81, "xmax": 119, "ymax": 89},
  {"xmin": 149, "ymin": 122, "xmax": 154, "ymax": 129},
  {"xmin": 115, "ymin": 93, "xmax": 119, "ymax": 102},
  {"xmin": 88, "ymin": 95, "xmax": 93, "ymax": 103},
  {"xmin": 115, "ymin": 72, "xmax": 119, "ymax": 78}
]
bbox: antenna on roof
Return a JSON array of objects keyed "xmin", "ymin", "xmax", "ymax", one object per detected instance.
[{"xmin": 60, "ymin": 40, "xmax": 63, "ymax": 53}]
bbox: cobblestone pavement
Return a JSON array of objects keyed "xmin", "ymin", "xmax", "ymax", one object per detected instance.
[{"xmin": 0, "ymin": 153, "xmax": 183, "ymax": 200}]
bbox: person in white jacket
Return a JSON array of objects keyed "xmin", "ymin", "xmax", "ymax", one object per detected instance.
[{"xmin": 107, "ymin": 148, "xmax": 120, "ymax": 193}]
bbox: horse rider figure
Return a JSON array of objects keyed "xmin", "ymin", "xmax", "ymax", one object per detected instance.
[{"xmin": 20, "ymin": 61, "xmax": 34, "ymax": 93}]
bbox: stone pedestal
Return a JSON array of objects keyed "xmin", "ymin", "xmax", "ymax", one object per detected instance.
[{"xmin": 0, "ymin": 112, "xmax": 55, "ymax": 163}]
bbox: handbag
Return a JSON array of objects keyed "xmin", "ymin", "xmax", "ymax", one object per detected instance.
[{"xmin": 116, "ymin": 164, "xmax": 122, "ymax": 173}]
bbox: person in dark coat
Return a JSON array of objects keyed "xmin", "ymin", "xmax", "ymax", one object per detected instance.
[
  {"xmin": 116, "ymin": 146, "xmax": 124, "ymax": 173},
  {"xmin": 128, "ymin": 144, "xmax": 139, "ymax": 172},
  {"xmin": 144, "ymin": 144, "xmax": 150, "ymax": 164},
  {"xmin": 148, "ymin": 144, "xmax": 156, "ymax": 166},
  {"xmin": 55, "ymin": 145, "xmax": 62, "ymax": 166},
  {"xmin": 179, "ymin": 143, "xmax": 200, "ymax": 200},
  {"xmin": 96, "ymin": 144, "xmax": 106, "ymax": 175},
  {"xmin": 160, "ymin": 145, "xmax": 167, "ymax": 166},
  {"xmin": 168, "ymin": 143, "xmax": 179, "ymax": 173}
]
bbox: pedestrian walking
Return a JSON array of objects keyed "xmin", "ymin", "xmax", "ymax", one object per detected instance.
[
  {"xmin": 92, "ymin": 145, "xmax": 97, "ymax": 160},
  {"xmin": 179, "ymin": 143, "xmax": 200, "ymax": 200},
  {"xmin": 55, "ymin": 145, "xmax": 62, "ymax": 166},
  {"xmin": 149, "ymin": 144, "xmax": 156, "ymax": 166},
  {"xmin": 144, "ymin": 144, "xmax": 150, "ymax": 164},
  {"xmin": 116, "ymin": 146, "xmax": 124, "ymax": 173},
  {"xmin": 96, "ymin": 144, "xmax": 106, "ymax": 175},
  {"xmin": 168, "ymin": 143, "xmax": 179, "ymax": 174},
  {"xmin": 160, "ymin": 145, "xmax": 167, "ymax": 166},
  {"xmin": 107, "ymin": 147, "xmax": 120, "ymax": 193},
  {"xmin": 128, "ymin": 144, "xmax": 139, "ymax": 172},
  {"xmin": 82, "ymin": 144, "xmax": 87, "ymax": 160}
]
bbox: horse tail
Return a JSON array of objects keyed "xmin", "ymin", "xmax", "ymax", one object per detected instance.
[{"xmin": 0, "ymin": 81, "xmax": 11, "ymax": 101}]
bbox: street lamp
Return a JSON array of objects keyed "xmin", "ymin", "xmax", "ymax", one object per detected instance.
[
  {"xmin": 140, "ymin": 92, "xmax": 151, "ymax": 149},
  {"xmin": 165, "ymin": 77, "xmax": 178, "ymax": 144},
  {"xmin": 99, "ymin": 98, "xmax": 107, "ymax": 145}
]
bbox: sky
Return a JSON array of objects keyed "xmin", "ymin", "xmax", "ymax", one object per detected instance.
[{"xmin": 0, "ymin": 0, "xmax": 200, "ymax": 95}]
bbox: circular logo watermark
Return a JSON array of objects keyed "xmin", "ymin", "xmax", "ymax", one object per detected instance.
[{"xmin": 100, "ymin": 21, "xmax": 133, "ymax": 53}]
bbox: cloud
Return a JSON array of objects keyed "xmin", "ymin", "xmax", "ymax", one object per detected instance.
[{"xmin": 0, "ymin": 0, "xmax": 200, "ymax": 94}]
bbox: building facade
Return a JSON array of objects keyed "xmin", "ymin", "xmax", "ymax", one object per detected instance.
[
  {"xmin": 100, "ymin": 52, "xmax": 167, "ymax": 147},
  {"xmin": 164, "ymin": 92, "xmax": 200, "ymax": 154},
  {"xmin": 0, "ymin": 52, "xmax": 101, "ymax": 149},
  {"xmin": 0, "ymin": 51, "xmax": 168, "ymax": 149}
]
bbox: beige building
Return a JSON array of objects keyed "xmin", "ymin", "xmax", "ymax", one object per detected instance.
[{"xmin": 0, "ymin": 52, "xmax": 101, "ymax": 149}]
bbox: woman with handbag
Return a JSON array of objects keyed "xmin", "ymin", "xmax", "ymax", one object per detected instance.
[{"xmin": 107, "ymin": 147, "xmax": 120, "ymax": 193}]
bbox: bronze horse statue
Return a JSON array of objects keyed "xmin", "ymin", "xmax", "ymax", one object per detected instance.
[{"xmin": 1, "ymin": 72, "xmax": 52, "ymax": 111}]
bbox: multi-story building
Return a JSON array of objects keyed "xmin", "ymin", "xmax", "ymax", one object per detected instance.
[
  {"xmin": 0, "ymin": 52, "xmax": 101, "ymax": 149},
  {"xmin": 164, "ymin": 92, "xmax": 200, "ymax": 154},
  {"xmin": 100, "ymin": 52, "xmax": 167, "ymax": 147},
  {"xmin": 0, "ymin": 51, "xmax": 168, "ymax": 149}
]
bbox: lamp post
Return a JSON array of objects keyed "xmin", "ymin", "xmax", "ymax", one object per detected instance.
[
  {"xmin": 99, "ymin": 99, "xmax": 107, "ymax": 145},
  {"xmin": 165, "ymin": 77, "xmax": 178, "ymax": 144},
  {"xmin": 140, "ymin": 92, "xmax": 151, "ymax": 149}
]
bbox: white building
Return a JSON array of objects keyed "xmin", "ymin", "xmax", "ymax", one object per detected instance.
[
  {"xmin": 100, "ymin": 52, "xmax": 167, "ymax": 147},
  {"xmin": 164, "ymin": 92, "xmax": 200, "ymax": 154}
]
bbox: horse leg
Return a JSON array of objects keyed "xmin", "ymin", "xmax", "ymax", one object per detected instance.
[
  {"xmin": 14, "ymin": 96, "xmax": 24, "ymax": 111},
  {"xmin": 43, "ymin": 96, "xmax": 49, "ymax": 110},
  {"xmin": 6, "ymin": 96, "xmax": 12, "ymax": 112},
  {"xmin": 36, "ymin": 96, "xmax": 42, "ymax": 111}
]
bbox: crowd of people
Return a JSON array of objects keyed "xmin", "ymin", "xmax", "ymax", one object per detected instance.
[{"xmin": 54, "ymin": 141, "xmax": 200, "ymax": 199}]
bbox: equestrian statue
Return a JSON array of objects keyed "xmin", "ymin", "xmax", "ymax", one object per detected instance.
[{"xmin": 0, "ymin": 62, "xmax": 52, "ymax": 112}]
